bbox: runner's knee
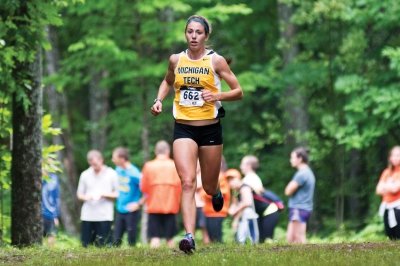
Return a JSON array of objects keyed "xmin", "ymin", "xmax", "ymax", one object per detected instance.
[{"xmin": 181, "ymin": 177, "xmax": 196, "ymax": 192}]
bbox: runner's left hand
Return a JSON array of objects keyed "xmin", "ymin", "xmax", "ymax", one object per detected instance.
[{"xmin": 202, "ymin": 90, "xmax": 220, "ymax": 102}]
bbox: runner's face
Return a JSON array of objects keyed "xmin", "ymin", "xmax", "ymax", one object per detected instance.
[
  {"xmin": 390, "ymin": 148, "xmax": 400, "ymax": 167},
  {"xmin": 185, "ymin": 21, "xmax": 207, "ymax": 51}
]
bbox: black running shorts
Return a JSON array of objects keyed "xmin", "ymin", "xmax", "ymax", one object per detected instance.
[{"xmin": 173, "ymin": 121, "xmax": 223, "ymax": 146}]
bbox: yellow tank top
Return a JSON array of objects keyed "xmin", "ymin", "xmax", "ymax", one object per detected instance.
[{"xmin": 173, "ymin": 50, "xmax": 224, "ymax": 120}]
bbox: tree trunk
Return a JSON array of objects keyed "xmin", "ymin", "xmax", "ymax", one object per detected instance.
[
  {"xmin": 335, "ymin": 148, "xmax": 345, "ymax": 227},
  {"xmin": 44, "ymin": 26, "xmax": 79, "ymax": 235},
  {"xmin": 278, "ymin": 2, "xmax": 309, "ymax": 147},
  {"xmin": 140, "ymin": 79, "xmax": 150, "ymax": 244},
  {"xmin": 11, "ymin": 46, "xmax": 43, "ymax": 247},
  {"xmin": 347, "ymin": 149, "xmax": 361, "ymax": 223},
  {"xmin": 89, "ymin": 71, "xmax": 109, "ymax": 151},
  {"xmin": 141, "ymin": 80, "xmax": 150, "ymax": 162}
]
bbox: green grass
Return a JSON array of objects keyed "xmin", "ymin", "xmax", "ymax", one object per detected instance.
[
  {"xmin": 1, "ymin": 241, "xmax": 400, "ymax": 266},
  {"xmin": 0, "ymin": 217, "xmax": 393, "ymax": 266}
]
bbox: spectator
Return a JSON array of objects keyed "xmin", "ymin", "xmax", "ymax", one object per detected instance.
[
  {"xmin": 227, "ymin": 169, "xmax": 259, "ymax": 244},
  {"xmin": 201, "ymin": 157, "xmax": 231, "ymax": 243},
  {"xmin": 42, "ymin": 171, "xmax": 60, "ymax": 247},
  {"xmin": 240, "ymin": 155, "xmax": 264, "ymax": 195},
  {"xmin": 77, "ymin": 150, "xmax": 119, "ymax": 247},
  {"xmin": 240, "ymin": 154, "xmax": 282, "ymax": 241},
  {"xmin": 284, "ymin": 147, "xmax": 315, "ymax": 244},
  {"xmin": 376, "ymin": 146, "xmax": 400, "ymax": 240},
  {"xmin": 253, "ymin": 189, "xmax": 283, "ymax": 242},
  {"xmin": 141, "ymin": 140, "xmax": 182, "ymax": 248},
  {"xmin": 112, "ymin": 147, "xmax": 142, "ymax": 246}
]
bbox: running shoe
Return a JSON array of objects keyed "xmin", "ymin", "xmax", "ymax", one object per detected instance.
[
  {"xmin": 179, "ymin": 233, "xmax": 195, "ymax": 254},
  {"xmin": 211, "ymin": 190, "xmax": 224, "ymax": 212}
]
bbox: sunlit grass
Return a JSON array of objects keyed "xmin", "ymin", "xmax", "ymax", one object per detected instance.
[
  {"xmin": 1, "ymin": 241, "xmax": 399, "ymax": 266},
  {"xmin": 0, "ymin": 217, "xmax": 392, "ymax": 265}
]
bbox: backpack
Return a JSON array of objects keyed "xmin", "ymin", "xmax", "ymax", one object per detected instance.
[{"xmin": 253, "ymin": 189, "xmax": 285, "ymax": 216}]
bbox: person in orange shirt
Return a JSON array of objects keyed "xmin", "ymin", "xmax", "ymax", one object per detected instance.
[
  {"xmin": 201, "ymin": 157, "xmax": 231, "ymax": 243},
  {"xmin": 195, "ymin": 162, "xmax": 210, "ymax": 244},
  {"xmin": 376, "ymin": 146, "xmax": 400, "ymax": 240},
  {"xmin": 141, "ymin": 140, "xmax": 182, "ymax": 248}
]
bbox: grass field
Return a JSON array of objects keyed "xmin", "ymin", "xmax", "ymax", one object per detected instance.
[{"xmin": 1, "ymin": 241, "xmax": 400, "ymax": 266}]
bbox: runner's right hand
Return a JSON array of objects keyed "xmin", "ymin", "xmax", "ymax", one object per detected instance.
[{"xmin": 151, "ymin": 101, "xmax": 162, "ymax": 116}]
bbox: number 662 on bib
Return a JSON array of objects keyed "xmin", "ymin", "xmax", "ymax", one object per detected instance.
[{"xmin": 179, "ymin": 86, "xmax": 205, "ymax": 107}]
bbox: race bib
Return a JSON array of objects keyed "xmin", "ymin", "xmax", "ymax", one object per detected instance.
[{"xmin": 179, "ymin": 87, "xmax": 204, "ymax": 107}]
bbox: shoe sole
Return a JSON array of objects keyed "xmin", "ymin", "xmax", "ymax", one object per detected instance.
[{"xmin": 179, "ymin": 238, "xmax": 194, "ymax": 254}]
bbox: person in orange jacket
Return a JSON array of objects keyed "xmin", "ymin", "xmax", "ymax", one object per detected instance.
[
  {"xmin": 141, "ymin": 140, "xmax": 182, "ymax": 248},
  {"xmin": 201, "ymin": 157, "xmax": 231, "ymax": 243}
]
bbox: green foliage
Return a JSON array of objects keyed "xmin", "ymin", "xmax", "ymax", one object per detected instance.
[
  {"xmin": 350, "ymin": 215, "xmax": 386, "ymax": 241},
  {"xmin": 50, "ymin": 0, "xmax": 257, "ymax": 172},
  {"xmin": 0, "ymin": 92, "xmax": 11, "ymax": 187},
  {"xmin": 0, "ymin": 109, "xmax": 63, "ymax": 243},
  {"xmin": 2, "ymin": 0, "xmax": 400, "ymax": 240},
  {"xmin": 136, "ymin": 0, "xmax": 191, "ymax": 14},
  {"xmin": 0, "ymin": 1, "xmax": 65, "ymax": 98},
  {"xmin": 383, "ymin": 47, "xmax": 400, "ymax": 75},
  {"xmin": 42, "ymin": 115, "xmax": 64, "ymax": 176},
  {"xmin": 0, "ymin": 93, "xmax": 11, "ymax": 244},
  {"xmin": 198, "ymin": 3, "xmax": 252, "ymax": 22}
]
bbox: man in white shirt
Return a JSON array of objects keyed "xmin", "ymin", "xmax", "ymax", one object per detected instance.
[{"xmin": 77, "ymin": 150, "xmax": 119, "ymax": 247}]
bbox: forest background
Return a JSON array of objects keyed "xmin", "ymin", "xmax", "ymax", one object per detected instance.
[{"xmin": 0, "ymin": 0, "xmax": 400, "ymax": 246}]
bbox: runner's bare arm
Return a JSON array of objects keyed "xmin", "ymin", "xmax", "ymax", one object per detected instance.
[
  {"xmin": 202, "ymin": 54, "xmax": 243, "ymax": 102},
  {"xmin": 151, "ymin": 54, "xmax": 179, "ymax": 116}
]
